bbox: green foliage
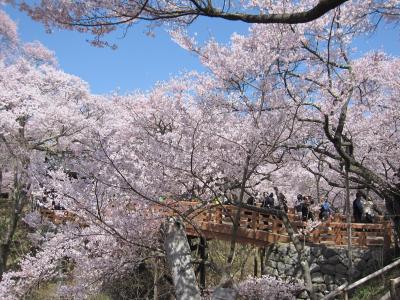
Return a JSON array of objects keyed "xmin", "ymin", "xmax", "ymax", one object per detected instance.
[
  {"xmin": 0, "ymin": 198, "xmax": 33, "ymax": 271},
  {"xmin": 350, "ymin": 262, "xmax": 400, "ymax": 300},
  {"xmin": 350, "ymin": 283, "xmax": 384, "ymax": 300},
  {"xmin": 204, "ymin": 239, "xmax": 258, "ymax": 287},
  {"xmin": 27, "ymin": 282, "xmax": 111, "ymax": 300},
  {"xmin": 101, "ymin": 261, "xmax": 174, "ymax": 300}
]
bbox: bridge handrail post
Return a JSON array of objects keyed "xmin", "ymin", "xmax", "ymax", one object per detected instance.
[
  {"xmin": 215, "ymin": 206, "xmax": 222, "ymax": 224},
  {"xmin": 251, "ymin": 210, "xmax": 258, "ymax": 230}
]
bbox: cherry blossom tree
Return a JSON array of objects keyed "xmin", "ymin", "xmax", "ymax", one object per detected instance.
[
  {"xmin": 0, "ymin": 68, "xmax": 295, "ymax": 298},
  {"xmin": 1, "ymin": 1, "xmax": 400, "ymax": 298},
  {"xmin": 0, "ymin": 7, "xmax": 97, "ymax": 279},
  {"xmin": 173, "ymin": 0, "xmax": 400, "ymax": 234}
]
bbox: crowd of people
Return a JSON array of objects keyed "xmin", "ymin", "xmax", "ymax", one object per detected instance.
[
  {"xmin": 243, "ymin": 189, "xmax": 383, "ymax": 224},
  {"xmin": 35, "ymin": 189, "xmax": 66, "ymax": 211},
  {"xmin": 246, "ymin": 192, "xmax": 289, "ymax": 212},
  {"xmin": 245, "ymin": 192, "xmax": 332, "ymax": 221}
]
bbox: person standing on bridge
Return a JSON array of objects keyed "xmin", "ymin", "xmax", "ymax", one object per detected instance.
[
  {"xmin": 363, "ymin": 196, "xmax": 382, "ymax": 223},
  {"xmin": 319, "ymin": 197, "xmax": 332, "ymax": 221},
  {"xmin": 261, "ymin": 192, "xmax": 274, "ymax": 208},
  {"xmin": 301, "ymin": 196, "xmax": 313, "ymax": 221},
  {"xmin": 295, "ymin": 194, "xmax": 303, "ymax": 215},
  {"xmin": 246, "ymin": 196, "xmax": 255, "ymax": 205},
  {"xmin": 353, "ymin": 191, "xmax": 365, "ymax": 223}
]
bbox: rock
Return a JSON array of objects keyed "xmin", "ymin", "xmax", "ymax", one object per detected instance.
[
  {"xmin": 310, "ymin": 246, "xmax": 322, "ymax": 257},
  {"xmin": 265, "ymin": 266, "xmax": 278, "ymax": 276},
  {"xmin": 283, "ymin": 255, "xmax": 296, "ymax": 265},
  {"xmin": 288, "ymin": 243, "xmax": 297, "ymax": 253},
  {"xmin": 353, "ymin": 257, "xmax": 363, "ymax": 265},
  {"xmin": 327, "ymin": 255, "xmax": 341, "ymax": 265},
  {"xmin": 362, "ymin": 251, "xmax": 372, "ymax": 261},
  {"xmin": 334, "ymin": 275, "xmax": 347, "ymax": 285},
  {"xmin": 211, "ymin": 288, "xmax": 237, "ymax": 300},
  {"xmin": 350, "ymin": 268, "xmax": 361, "ymax": 279},
  {"xmin": 289, "ymin": 249, "xmax": 298, "ymax": 259},
  {"xmin": 322, "ymin": 248, "xmax": 337, "ymax": 258},
  {"xmin": 320, "ymin": 264, "xmax": 336, "ymax": 275},
  {"xmin": 297, "ymin": 290, "xmax": 309, "ymax": 299},
  {"xmin": 328, "ymin": 284, "xmax": 338, "ymax": 291},
  {"xmin": 335, "ymin": 263, "xmax": 348, "ymax": 275},
  {"xmin": 310, "ymin": 263, "xmax": 320, "ymax": 273},
  {"xmin": 276, "ymin": 244, "xmax": 288, "ymax": 255},
  {"xmin": 311, "ymin": 272, "xmax": 325, "ymax": 283},
  {"xmin": 323, "ymin": 274, "xmax": 334, "ymax": 285},
  {"xmin": 314, "ymin": 283, "xmax": 327, "ymax": 292},
  {"xmin": 316, "ymin": 292, "xmax": 324, "ymax": 299},
  {"xmin": 277, "ymin": 262, "xmax": 286, "ymax": 273},
  {"xmin": 286, "ymin": 267, "xmax": 295, "ymax": 276},
  {"xmin": 295, "ymin": 268, "xmax": 303, "ymax": 279},
  {"xmin": 267, "ymin": 260, "xmax": 277, "ymax": 268}
]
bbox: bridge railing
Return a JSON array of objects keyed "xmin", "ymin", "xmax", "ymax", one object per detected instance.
[
  {"xmin": 179, "ymin": 202, "xmax": 392, "ymax": 248},
  {"xmin": 37, "ymin": 201, "xmax": 393, "ymax": 248}
]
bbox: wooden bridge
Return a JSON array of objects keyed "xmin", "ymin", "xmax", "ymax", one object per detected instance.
[
  {"xmin": 37, "ymin": 201, "xmax": 393, "ymax": 249},
  {"xmin": 175, "ymin": 202, "xmax": 393, "ymax": 249}
]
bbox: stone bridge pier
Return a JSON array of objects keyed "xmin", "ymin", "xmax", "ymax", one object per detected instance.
[{"xmin": 264, "ymin": 243, "xmax": 385, "ymax": 299}]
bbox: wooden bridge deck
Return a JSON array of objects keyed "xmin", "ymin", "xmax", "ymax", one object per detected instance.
[
  {"xmin": 38, "ymin": 201, "xmax": 393, "ymax": 249},
  {"xmin": 177, "ymin": 202, "xmax": 393, "ymax": 249}
]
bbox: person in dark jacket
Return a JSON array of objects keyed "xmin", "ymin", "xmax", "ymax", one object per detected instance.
[
  {"xmin": 261, "ymin": 192, "xmax": 274, "ymax": 208},
  {"xmin": 246, "ymin": 196, "xmax": 255, "ymax": 205},
  {"xmin": 353, "ymin": 191, "xmax": 365, "ymax": 223},
  {"xmin": 301, "ymin": 196, "xmax": 313, "ymax": 221}
]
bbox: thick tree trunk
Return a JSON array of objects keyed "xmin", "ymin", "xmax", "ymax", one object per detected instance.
[
  {"xmin": 163, "ymin": 216, "xmax": 201, "ymax": 300},
  {"xmin": 280, "ymin": 211, "xmax": 315, "ymax": 300},
  {"xmin": 274, "ymin": 187, "xmax": 316, "ymax": 300},
  {"xmin": 345, "ymin": 165, "xmax": 353, "ymax": 283}
]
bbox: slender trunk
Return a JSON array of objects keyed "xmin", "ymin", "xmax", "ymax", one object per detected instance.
[
  {"xmin": 345, "ymin": 165, "xmax": 353, "ymax": 283},
  {"xmin": 253, "ymin": 251, "xmax": 258, "ymax": 277},
  {"xmin": 0, "ymin": 244, "xmax": 10, "ymax": 279},
  {"xmin": 199, "ymin": 237, "xmax": 206, "ymax": 290},
  {"xmin": 223, "ymin": 155, "xmax": 251, "ymax": 285},
  {"xmin": 259, "ymin": 247, "xmax": 265, "ymax": 275},
  {"xmin": 153, "ymin": 258, "xmax": 159, "ymax": 300}
]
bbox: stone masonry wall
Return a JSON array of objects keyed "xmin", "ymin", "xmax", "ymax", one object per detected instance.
[{"xmin": 264, "ymin": 243, "xmax": 384, "ymax": 299}]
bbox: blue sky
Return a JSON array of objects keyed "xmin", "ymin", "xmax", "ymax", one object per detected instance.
[
  {"xmin": 5, "ymin": 5, "xmax": 249, "ymax": 94},
  {"xmin": 4, "ymin": 5, "xmax": 399, "ymax": 95}
]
